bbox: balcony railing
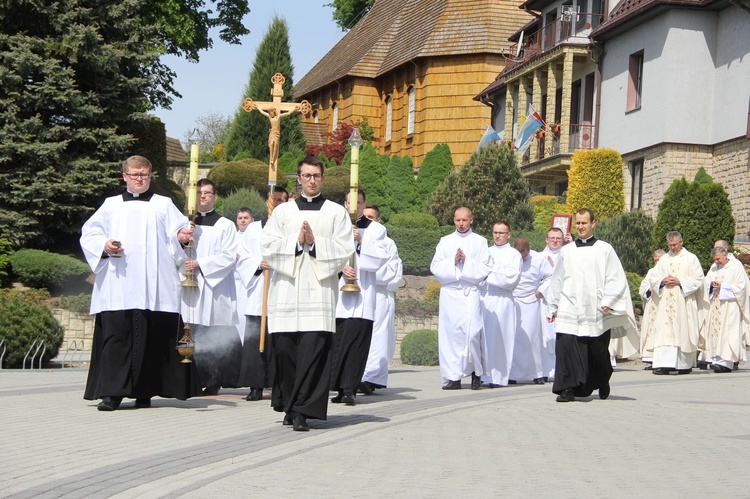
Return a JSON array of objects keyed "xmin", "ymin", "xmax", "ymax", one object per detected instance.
[
  {"xmin": 504, "ymin": 13, "xmax": 604, "ymax": 69},
  {"xmin": 522, "ymin": 123, "xmax": 596, "ymax": 164}
]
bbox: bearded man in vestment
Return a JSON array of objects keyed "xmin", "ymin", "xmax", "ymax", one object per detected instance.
[
  {"xmin": 261, "ymin": 156, "xmax": 354, "ymax": 432},
  {"xmin": 547, "ymin": 209, "xmax": 637, "ymax": 402},
  {"xmin": 431, "ymin": 207, "xmax": 492, "ymax": 390},
  {"xmin": 699, "ymin": 246, "xmax": 750, "ymax": 372},
  {"xmin": 650, "ymin": 231, "xmax": 705, "ymax": 375}
]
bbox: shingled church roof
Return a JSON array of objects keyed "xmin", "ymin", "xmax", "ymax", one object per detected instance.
[{"xmin": 294, "ymin": 0, "xmax": 532, "ymax": 96}]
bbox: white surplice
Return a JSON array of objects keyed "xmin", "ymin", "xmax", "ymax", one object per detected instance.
[
  {"xmin": 362, "ymin": 236, "xmax": 403, "ymax": 388},
  {"xmin": 480, "ymin": 242, "xmax": 521, "ymax": 386},
  {"xmin": 234, "ymin": 221, "xmax": 264, "ymax": 343},
  {"xmin": 81, "ymin": 193, "xmax": 188, "ymax": 315},
  {"xmin": 538, "ymin": 246, "xmax": 560, "ymax": 378},
  {"xmin": 510, "ymin": 250, "xmax": 547, "ymax": 381},
  {"xmin": 430, "ymin": 229, "xmax": 492, "ymax": 383},
  {"xmin": 638, "ymin": 266, "xmax": 662, "ymax": 362}
]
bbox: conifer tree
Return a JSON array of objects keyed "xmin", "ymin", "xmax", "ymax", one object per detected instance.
[
  {"xmin": 0, "ymin": 0, "xmax": 167, "ymax": 248},
  {"xmin": 415, "ymin": 144, "xmax": 454, "ymax": 210},
  {"xmin": 383, "ymin": 155, "xmax": 417, "ymax": 220},
  {"xmin": 429, "ymin": 144, "xmax": 534, "ymax": 234},
  {"xmin": 224, "ymin": 16, "xmax": 306, "ymax": 162},
  {"xmin": 565, "ymin": 148, "xmax": 625, "ymax": 220}
]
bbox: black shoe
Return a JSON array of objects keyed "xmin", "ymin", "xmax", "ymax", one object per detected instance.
[
  {"xmin": 471, "ymin": 372, "xmax": 481, "ymax": 390},
  {"xmin": 644, "ymin": 365, "xmax": 653, "ymax": 370},
  {"xmin": 556, "ymin": 389, "xmax": 575, "ymax": 402},
  {"xmin": 697, "ymin": 360, "xmax": 709, "ymax": 370},
  {"xmin": 342, "ymin": 391, "xmax": 356, "ymax": 406},
  {"xmin": 652, "ymin": 368, "xmax": 671, "ymax": 375},
  {"xmin": 442, "ymin": 380, "xmax": 461, "ymax": 390},
  {"xmin": 134, "ymin": 398, "xmax": 151, "ymax": 409},
  {"xmin": 292, "ymin": 414, "xmax": 309, "ymax": 432},
  {"xmin": 282, "ymin": 413, "xmax": 294, "ymax": 426},
  {"xmin": 357, "ymin": 382, "xmax": 374, "ymax": 395},
  {"xmin": 733, "ymin": 362, "xmax": 739, "ymax": 371},
  {"xmin": 599, "ymin": 383, "xmax": 610, "ymax": 400},
  {"xmin": 508, "ymin": 379, "xmax": 517, "ymax": 384},
  {"xmin": 97, "ymin": 396, "xmax": 121, "ymax": 411},
  {"xmin": 245, "ymin": 387, "xmax": 263, "ymax": 401},
  {"xmin": 487, "ymin": 383, "xmax": 502, "ymax": 388},
  {"xmin": 711, "ymin": 364, "xmax": 732, "ymax": 373},
  {"xmin": 331, "ymin": 390, "xmax": 344, "ymax": 403},
  {"xmin": 677, "ymin": 368, "xmax": 692, "ymax": 375},
  {"xmin": 202, "ymin": 385, "xmax": 220, "ymax": 396},
  {"xmin": 533, "ymin": 377, "xmax": 545, "ymax": 385}
]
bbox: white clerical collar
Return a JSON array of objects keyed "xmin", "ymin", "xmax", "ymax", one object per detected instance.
[
  {"xmin": 198, "ymin": 209, "xmax": 215, "ymax": 216},
  {"xmin": 301, "ymin": 192, "xmax": 321, "ymax": 202},
  {"xmin": 127, "ymin": 190, "xmax": 141, "ymax": 197},
  {"xmin": 456, "ymin": 228, "xmax": 473, "ymax": 237},
  {"xmin": 580, "ymin": 235, "xmax": 594, "ymax": 244}
]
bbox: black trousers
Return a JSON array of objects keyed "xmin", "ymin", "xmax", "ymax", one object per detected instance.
[
  {"xmin": 238, "ymin": 315, "xmax": 273, "ymax": 388},
  {"xmin": 84, "ymin": 310, "xmax": 201, "ymax": 401},
  {"xmin": 271, "ymin": 331, "xmax": 332, "ymax": 420},
  {"xmin": 552, "ymin": 330, "xmax": 612, "ymax": 397},
  {"xmin": 330, "ymin": 318, "xmax": 374, "ymax": 393}
]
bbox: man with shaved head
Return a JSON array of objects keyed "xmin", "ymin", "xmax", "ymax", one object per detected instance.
[{"xmin": 430, "ymin": 207, "xmax": 492, "ymax": 390}]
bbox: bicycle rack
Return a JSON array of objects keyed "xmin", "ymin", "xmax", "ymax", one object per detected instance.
[
  {"xmin": 61, "ymin": 340, "xmax": 83, "ymax": 369},
  {"xmin": 22, "ymin": 339, "xmax": 45, "ymax": 370},
  {"xmin": 0, "ymin": 338, "xmax": 5, "ymax": 371}
]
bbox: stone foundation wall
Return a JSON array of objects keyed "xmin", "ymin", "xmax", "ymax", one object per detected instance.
[
  {"xmin": 622, "ymin": 137, "xmax": 750, "ymax": 236},
  {"xmin": 394, "ymin": 315, "xmax": 439, "ymax": 358},
  {"xmin": 51, "ymin": 309, "xmax": 94, "ymax": 352}
]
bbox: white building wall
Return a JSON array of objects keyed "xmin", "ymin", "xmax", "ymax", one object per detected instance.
[
  {"xmin": 711, "ymin": 8, "xmax": 750, "ymax": 142},
  {"xmin": 599, "ymin": 10, "xmax": 719, "ymax": 153}
]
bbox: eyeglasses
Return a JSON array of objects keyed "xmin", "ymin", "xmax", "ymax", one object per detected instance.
[
  {"xmin": 298, "ymin": 173, "xmax": 323, "ymax": 181},
  {"xmin": 493, "ymin": 231, "xmax": 509, "ymax": 235},
  {"xmin": 199, "ymin": 191, "xmax": 215, "ymax": 196},
  {"xmin": 124, "ymin": 173, "xmax": 151, "ymax": 180}
]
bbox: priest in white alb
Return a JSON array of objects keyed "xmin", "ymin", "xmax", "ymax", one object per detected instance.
[
  {"xmin": 430, "ymin": 207, "xmax": 492, "ymax": 390},
  {"xmin": 699, "ymin": 246, "xmax": 750, "ymax": 373},
  {"xmin": 638, "ymin": 249, "xmax": 665, "ymax": 368},
  {"xmin": 480, "ymin": 221, "xmax": 521, "ymax": 388},
  {"xmin": 649, "ymin": 231, "xmax": 705, "ymax": 375}
]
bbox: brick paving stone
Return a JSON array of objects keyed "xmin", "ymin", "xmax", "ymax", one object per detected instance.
[{"xmin": 1, "ymin": 366, "xmax": 749, "ymax": 497}]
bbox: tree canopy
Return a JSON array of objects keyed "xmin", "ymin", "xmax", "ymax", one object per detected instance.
[{"xmin": 326, "ymin": 0, "xmax": 376, "ymax": 30}]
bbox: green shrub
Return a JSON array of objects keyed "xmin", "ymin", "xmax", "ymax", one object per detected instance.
[
  {"xmin": 652, "ymin": 172, "xmax": 735, "ymax": 272},
  {"xmin": 566, "ymin": 148, "xmax": 625, "ymax": 220},
  {"xmin": 151, "ymin": 176, "xmax": 187, "ymax": 213},
  {"xmin": 388, "ymin": 212, "xmax": 439, "ymax": 230},
  {"xmin": 532, "ymin": 195, "xmax": 569, "ymax": 233},
  {"xmin": 400, "ymin": 329, "xmax": 439, "ymax": 366},
  {"xmin": 415, "ymin": 144, "xmax": 453, "ymax": 208},
  {"xmin": 216, "ymin": 188, "xmax": 269, "ymax": 221},
  {"xmin": 0, "ymin": 238, "xmax": 12, "ymax": 288},
  {"xmin": 0, "ymin": 292, "xmax": 64, "ymax": 368},
  {"xmin": 388, "ymin": 226, "xmax": 454, "ymax": 275},
  {"xmin": 510, "ymin": 229, "xmax": 547, "ymax": 252},
  {"xmin": 57, "ymin": 293, "xmax": 92, "ymax": 315},
  {"xmin": 320, "ymin": 165, "xmax": 350, "ymax": 203},
  {"xmin": 423, "ymin": 282, "xmax": 441, "ymax": 307},
  {"xmin": 626, "ymin": 272, "xmax": 643, "ymax": 313},
  {"xmin": 10, "ymin": 250, "xmax": 91, "ymax": 294},
  {"xmin": 395, "ymin": 296, "xmax": 439, "ymax": 317},
  {"xmin": 595, "ymin": 211, "xmax": 655, "ymax": 275},
  {"xmin": 208, "ymin": 159, "xmax": 290, "ymax": 197}
]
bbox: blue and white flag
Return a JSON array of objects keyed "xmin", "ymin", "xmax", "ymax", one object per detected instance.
[
  {"xmin": 477, "ymin": 125, "xmax": 502, "ymax": 152},
  {"xmin": 514, "ymin": 104, "xmax": 545, "ymax": 155}
]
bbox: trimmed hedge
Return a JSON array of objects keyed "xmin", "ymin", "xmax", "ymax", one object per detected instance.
[
  {"xmin": 566, "ymin": 148, "xmax": 625, "ymax": 221},
  {"xmin": 208, "ymin": 159, "xmax": 290, "ymax": 197},
  {"xmin": 0, "ymin": 291, "xmax": 64, "ymax": 368},
  {"xmin": 387, "ymin": 225, "xmax": 454, "ymax": 275},
  {"xmin": 400, "ymin": 329, "xmax": 439, "ymax": 366},
  {"xmin": 11, "ymin": 250, "xmax": 91, "ymax": 294}
]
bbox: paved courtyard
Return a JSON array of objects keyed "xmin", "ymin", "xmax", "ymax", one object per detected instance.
[{"xmin": 1, "ymin": 364, "xmax": 748, "ymax": 498}]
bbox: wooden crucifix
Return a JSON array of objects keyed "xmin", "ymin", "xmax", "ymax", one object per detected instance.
[
  {"xmin": 241, "ymin": 72, "xmax": 310, "ymax": 353},
  {"xmin": 241, "ymin": 72, "xmax": 311, "ymax": 208}
]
